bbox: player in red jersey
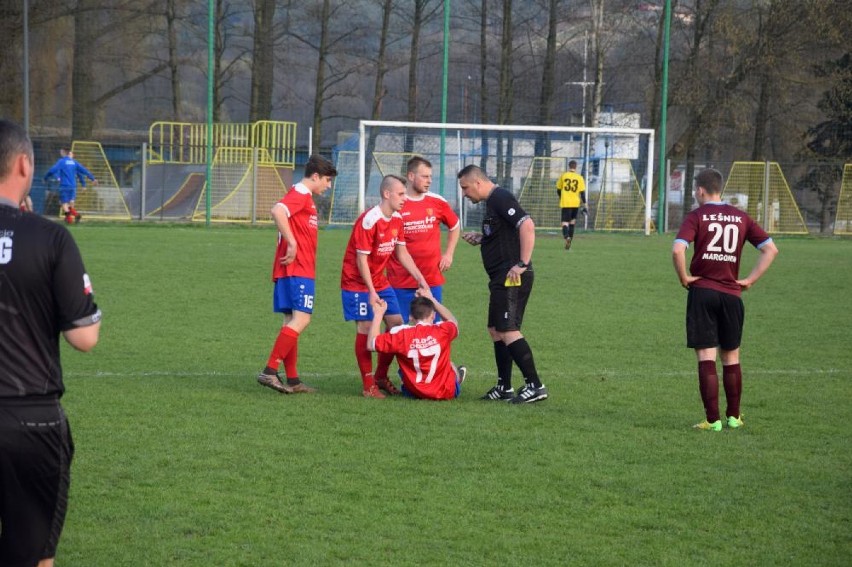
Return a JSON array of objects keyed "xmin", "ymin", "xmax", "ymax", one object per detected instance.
[
  {"xmin": 368, "ymin": 288, "xmax": 466, "ymax": 401},
  {"xmin": 380, "ymin": 156, "xmax": 460, "ymax": 394},
  {"xmin": 387, "ymin": 156, "xmax": 460, "ymax": 320},
  {"xmin": 340, "ymin": 174, "xmax": 428, "ymax": 398},
  {"xmin": 257, "ymin": 155, "xmax": 338, "ymax": 395},
  {"xmin": 673, "ymin": 168, "xmax": 778, "ymax": 431}
]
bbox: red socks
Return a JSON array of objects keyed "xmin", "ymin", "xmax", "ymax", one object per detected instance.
[
  {"xmin": 374, "ymin": 352, "xmax": 394, "ymax": 381},
  {"xmin": 698, "ymin": 360, "xmax": 720, "ymax": 423},
  {"xmin": 723, "ymin": 363, "xmax": 742, "ymax": 418},
  {"xmin": 266, "ymin": 327, "xmax": 299, "ymax": 376},
  {"xmin": 355, "ymin": 333, "xmax": 374, "ymax": 389}
]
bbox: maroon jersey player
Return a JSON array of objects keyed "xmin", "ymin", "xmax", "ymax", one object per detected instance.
[{"xmin": 673, "ymin": 168, "xmax": 778, "ymax": 432}]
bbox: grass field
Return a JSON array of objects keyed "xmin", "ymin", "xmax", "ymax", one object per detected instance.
[{"xmin": 54, "ymin": 224, "xmax": 850, "ymax": 566}]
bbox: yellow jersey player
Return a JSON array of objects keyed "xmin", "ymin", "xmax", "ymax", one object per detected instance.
[{"xmin": 555, "ymin": 160, "xmax": 587, "ymax": 250}]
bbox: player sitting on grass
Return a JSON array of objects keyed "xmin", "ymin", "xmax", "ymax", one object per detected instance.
[{"xmin": 367, "ymin": 289, "xmax": 466, "ymax": 400}]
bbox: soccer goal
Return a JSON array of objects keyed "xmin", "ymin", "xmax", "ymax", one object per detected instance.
[
  {"xmin": 329, "ymin": 120, "xmax": 656, "ymax": 234},
  {"xmin": 191, "ymin": 147, "xmax": 290, "ymax": 223},
  {"xmin": 70, "ymin": 141, "xmax": 132, "ymax": 220},
  {"xmin": 723, "ymin": 162, "xmax": 808, "ymax": 235},
  {"xmin": 834, "ymin": 164, "xmax": 852, "ymax": 236}
]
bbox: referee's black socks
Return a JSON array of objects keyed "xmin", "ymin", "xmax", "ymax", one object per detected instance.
[{"xmin": 507, "ymin": 338, "xmax": 542, "ymax": 388}]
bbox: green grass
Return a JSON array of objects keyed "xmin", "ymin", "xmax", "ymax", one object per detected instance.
[{"xmin": 54, "ymin": 224, "xmax": 850, "ymax": 566}]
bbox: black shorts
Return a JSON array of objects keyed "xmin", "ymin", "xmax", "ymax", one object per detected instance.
[
  {"xmin": 561, "ymin": 208, "xmax": 580, "ymax": 223},
  {"xmin": 0, "ymin": 399, "xmax": 74, "ymax": 566},
  {"xmin": 487, "ymin": 270, "xmax": 534, "ymax": 332},
  {"xmin": 686, "ymin": 287, "xmax": 745, "ymax": 350}
]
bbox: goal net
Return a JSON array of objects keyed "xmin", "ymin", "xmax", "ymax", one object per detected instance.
[
  {"xmin": 192, "ymin": 147, "xmax": 291, "ymax": 223},
  {"xmin": 723, "ymin": 162, "xmax": 808, "ymax": 234},
  {"xmin": 329, "ymin": 120, "xmax": 655, "ymax": 234},
  {"xmin": 69, "ymin": 141, "xmax": 132, "ymax": 220},
  {"xmin": 834, "ymin": 164, "xmax": 852, "ymax": 236}
]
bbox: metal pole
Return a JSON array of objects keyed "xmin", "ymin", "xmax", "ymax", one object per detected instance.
[
  {"xmin": 656, "ymin": 0, "xmax": 672, "ymax": 234},
  {"xmin": 205, "ymin": 0, "xmax": 214, "ymax": 226},
  {"xmin": 23, "ymin": 0, "xmax": 30, "ymax": 133},
  {"xmin": 763, "ymin": 160, "xmax": 770, "ymax": 230},
  {"xmin": 358, "ymin": 121, "xmax": 366, "ymax": 213},
  {"xmin": 581, "ymin": 30, "xmax": 588, "ymax": 177},
  {"xmin": 251, "ymin": 147, "xmax": 258, "ymax": 224},
  {"xmin": 141, "ymin": 142, "xmax": 147, "ymax": 220}
]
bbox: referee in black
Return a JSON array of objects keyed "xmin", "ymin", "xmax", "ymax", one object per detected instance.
[
  {"xmin": 0, "ymin": 120, "xmax": 101, "ymax": 567},
  {"xmin": 458, "ymin": 165, "xmax": 547, "ymax": 404}
]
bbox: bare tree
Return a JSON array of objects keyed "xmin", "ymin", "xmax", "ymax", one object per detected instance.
[
  {"xmin": 496, "ymin": 0, "xmax": 513, "ymax": 181},
  {"xmin": 534, "ymin": 0, "xmax": 559, "ymax": 158},
  {"xmin": 165, "ymin": 0, "xmax": 182, "ymax": 119},
  {"xmin": 371, "ymin": 0, "xmax": 394, "ymax": 121},
  {"xmin": 250, "ymin": 0, "xmax": 276, "ymax": 121}
]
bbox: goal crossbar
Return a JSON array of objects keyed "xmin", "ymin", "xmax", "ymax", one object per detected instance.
[{"xmin": 357, "ymin": 120, "xmax": 656, "ymax": 235}]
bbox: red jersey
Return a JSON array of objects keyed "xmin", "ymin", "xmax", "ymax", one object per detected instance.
[
  {"xmin": 386, "ymin": 193, "xmax": 459, "ymax": 288},
  {"xmin": 675, "ymin": 202, "xmax": 772, "ymax": 297},
  {"xmin": 272, "ymin": 183, "xmax": 319, "ymax": 280},
  {"xmin": 373, "ymin": 321, "xmax": 459, "ymax": 400},
  {"xmin": 340, "ymin": 206, "xmax": 405, "ymax": 291}
]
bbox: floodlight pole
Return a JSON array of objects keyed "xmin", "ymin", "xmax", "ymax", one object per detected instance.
[
  {"xmin": 656, "ymin": 0, "xmax": 672, "ymax": 234},
  {"xmin": 565, "ymin": 31, "xmax": 592, "ymax": 177}
]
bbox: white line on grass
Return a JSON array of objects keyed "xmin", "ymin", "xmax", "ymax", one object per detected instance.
[{"xmin": 70, "ymin": 368, "xmax": 845, "ymax": 379}]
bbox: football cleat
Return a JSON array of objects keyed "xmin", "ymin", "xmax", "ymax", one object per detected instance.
[
  {"xmin": 257, "ymin": 372, "xmax": 293, "ymax": 394},
  {"xmin": 727, "ymin": 415, "xmax": 744, "ymax": 429},
  {"xmin": 457, "ymin": 365, "xmax": 467, "ymax": 384},
  {"xmin": 693, "ymin": 419, "xmax": 722, "ymax": 432},
  {"xmin": 375, "ymin": 375, "xmax": 401, "ymax": 396},
  {"xmin": 510, "ymin": 384, "xmax": 548, "ymax": 404},
  {"xmin": 288, "ymin": 381, "xmax": 317, "ymax": 394},
  {"xmin": 74, "ymin": 213, "xmax": 82, "ymax": 224},
  {"xmin": 362, "ymin": 384, "xmax": 386, "ymax": 399},
  {"xmin": 480, "ymin": 385, "xmax": 514, "ymax": 401}
]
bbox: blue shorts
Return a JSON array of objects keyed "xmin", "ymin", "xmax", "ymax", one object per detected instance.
[
  {"xmin": 341, "ymin": 287, "xmax": 400, "ymax": 321},
  {"xmin": 393, "ymin": 285, "xmax": 443, "ymax": 324},
  {"xmin": 58, "ymin": 187, "xmax": 76, "ymax": 204},
  {"xmin": 273, "ymin": 277, "xmax": 316, "ymax": 314}
]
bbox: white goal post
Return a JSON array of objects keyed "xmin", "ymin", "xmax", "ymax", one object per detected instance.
[{"xmin": 330, "ymin": 120, "xmax": 655, "ymax": 235}]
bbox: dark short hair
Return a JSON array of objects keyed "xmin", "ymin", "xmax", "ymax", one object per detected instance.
[
  {"xmin": 407, "ymin": 156, "xmax": 432, "ymax": 173},
  {"xmin": 409, "ymin": 296, "xmax": 435, "ymax": 321},
  {"xmin": 695, "ymin": 168, "xmax": 723, "ymax": 195},
  {"xmin": 304, "ymin": 154, "xmax": 338, "ymax": 178},
  {"xmin": 568, "ymin": 160, "xmax": 578, "ymax": 169},
  {"xmin": 380, "ymin": 174, "xmax": 407, "ymax": 196},
  {"xmin": 457, "ymin": 164, "xmax": 487, "ymax": 180},
  {"xmin": 0, "ymin": 120, "xmax": 33, "ymax": 181}
]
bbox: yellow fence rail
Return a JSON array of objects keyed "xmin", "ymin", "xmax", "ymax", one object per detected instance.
[{"xmin": 148, "ymin": 121, "xmax": 297, "ymax": 167}]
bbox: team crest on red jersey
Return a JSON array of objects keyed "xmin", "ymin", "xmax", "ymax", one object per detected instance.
[
  {"xmin": 391, "ymin": 229, "xmax": 399, "ymax": 237},
  {"xmin": 426, "ymin": 208, "xmax": 434, "ymax": 216}
]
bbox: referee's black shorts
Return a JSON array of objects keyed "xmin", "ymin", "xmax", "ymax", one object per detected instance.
[
  {"xmin": 0, "ymin": 398, "xmax": 74, "ymax": 567},
  {"xmin": 686, "ymin": 286, "xmax": 745, "ymax": 350},
  {"xmin": 487, "ymin": 270, "xmax": 534, "ymax": 332}
]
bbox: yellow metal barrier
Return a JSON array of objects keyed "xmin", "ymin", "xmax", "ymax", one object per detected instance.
[{"xmin": 148, "ymin": 121, "xmax": 296, "ymax": 166}]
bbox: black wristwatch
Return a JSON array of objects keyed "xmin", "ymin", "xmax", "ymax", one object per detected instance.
[{"xmin": 517, "ymin": 261, "xmax": 528, "ymax": 268}]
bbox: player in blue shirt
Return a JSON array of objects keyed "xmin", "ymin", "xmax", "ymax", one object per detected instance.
[{"xmin": 44, "ymin": 148, "xmax": 96, "ymax": 223}]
